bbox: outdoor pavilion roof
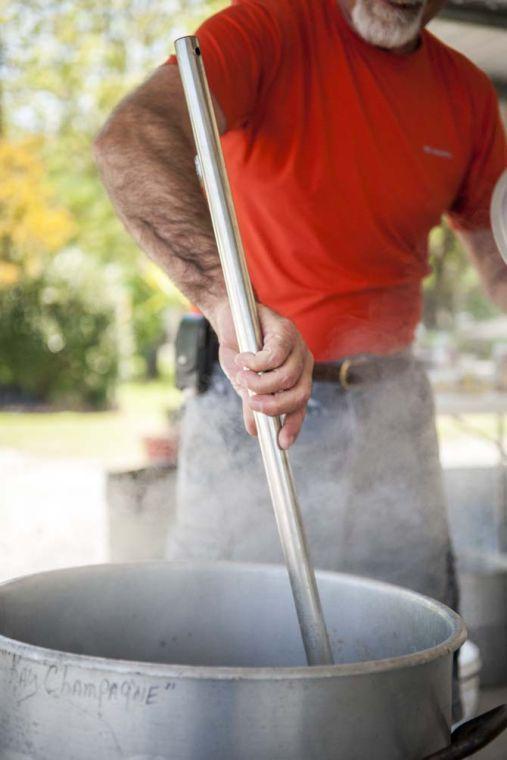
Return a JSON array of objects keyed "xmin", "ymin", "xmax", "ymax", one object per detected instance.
[{"xmin": 430, "ymin": 0, "xmax": 507, "ymax": 100}]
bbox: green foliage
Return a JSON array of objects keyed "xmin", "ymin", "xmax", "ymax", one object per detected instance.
[
  {"xmin": 0, "ymin": 1, "xmax": 221, "ymax": 398},
  {"xmin": 0, "ymin": 137, "xmax": 123, "ymax": 407},
  {"xmin": 423, "ymin": 221, "xmax": 498, "ymax": 330},
  {"xmin": 0, "ymin": 138, "xmax": 74, "ymax": 271},
  {"xmin": 0, "ymin": 249, "xmax": 124, "ymax": 408},
  {"xmin": 129, "ymin": 273, "xmax": 168, "ymax": 375}
]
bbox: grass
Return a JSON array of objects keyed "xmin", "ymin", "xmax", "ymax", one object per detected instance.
[
  {"xmin": 0, "ymin": 381, "xmax": 505, "ymax": 467},
  {"xmin": 0, "ymin": 381, "xmax": 182, "ymax": 467},
  {"xmin": 436, "ymin": 414, "xmax": 506, "ymax": 444}
]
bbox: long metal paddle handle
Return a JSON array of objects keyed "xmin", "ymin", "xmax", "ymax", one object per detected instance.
[{"xmin": 175, "ymin": 36, "xmax": 333, "ymax": 666}]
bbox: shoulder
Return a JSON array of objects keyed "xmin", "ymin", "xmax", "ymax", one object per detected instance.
[
  {"xmin": 229, "ymin": 0, "xmax": 294, "ymax": 18},
  {"xmin": 201, "ymin": 0, "xmax": 331, "ymax": 57},
  {"xmin": 424, "ymin": 30, "xmax": 498, "ymax": 108},
  {"xmin": 202, "ymin": 0, "xmax": 293, "ymax": 39},
  {"xmin": 229, "ymin": 0, "xmax": 330, "ymax": 27},
  {"xmin": 228, "ymin": 0, "xmax": 334, "ymax": 50}
]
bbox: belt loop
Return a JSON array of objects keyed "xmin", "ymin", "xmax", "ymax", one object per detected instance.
[{"xmin": 338, "ymin": 358, "xmax": 352, "ymax": 390}]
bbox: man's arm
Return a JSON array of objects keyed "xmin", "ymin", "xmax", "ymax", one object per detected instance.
[
  {"xmin": 93, "ymin": 64, "xmax": 312, "ymax": 449},
  {"xmin": 455, "ymin": 227, "xmax": 507, "ymax": 310},
  {"xmin": 94, "ymin": 64, "xmax": 227, "ymax": 314}
]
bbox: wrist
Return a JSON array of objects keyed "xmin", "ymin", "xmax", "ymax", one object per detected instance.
[{"xmin": 201, "ymin": 297, "xmax": 231, "ymax": 337}]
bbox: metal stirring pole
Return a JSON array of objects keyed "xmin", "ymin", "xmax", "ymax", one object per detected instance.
[{"xmin": 175, "ymin": 36, "xmax": 333, "ymax": 666}]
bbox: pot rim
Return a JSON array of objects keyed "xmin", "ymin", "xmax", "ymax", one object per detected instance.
[{"xmin": 0, "ymin": 560, "xmax": 467, "ymax": 681}]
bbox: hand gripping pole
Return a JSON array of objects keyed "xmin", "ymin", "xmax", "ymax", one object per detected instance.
[{"xmin": 175, "ymin": 36, "xmax": 333, "ymax": 666}]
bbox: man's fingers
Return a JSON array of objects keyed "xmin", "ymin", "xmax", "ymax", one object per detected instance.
[
  {"xmin": 214, "ymin": 303, "xmax": 312, "ymax": 441},
  {"xmin": 236, "ymin": 349, "xmax": 305, "ymax": 395},
  {"xmin": 242, "ymin": 395, "xmax": 258, "ymax": 437},
  {"xmin": 278, "ymin": 408, "xmax": 306, "ymax": 450},
  {"xmin": 246, "ymin": 351, "xmax": 312, "ymax": 417},
  {"xmin": 235, "ymin": 344, "xmax": 289, "ymax": 373},
  {"xmin": 235, "ymin": 323, "xmax": 294, "ymax": 373},
  {"xmin": 247, "ymin": 377, "xmax": 311, "ymax": 417}
]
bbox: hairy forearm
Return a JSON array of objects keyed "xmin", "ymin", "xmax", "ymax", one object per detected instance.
[{"xmin": 94, "ymin": 95, "xmax": 226, "ymax": 319}]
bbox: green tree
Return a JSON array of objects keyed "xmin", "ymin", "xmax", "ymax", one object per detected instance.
[
  {"xmin": 423, "ymin": 221, "xmax": 499, "ymax": 331},
  {"xmin": 1, "ymin": 0, "xmax": 226, "ymax": 391},
  {"xmin": 0, "ymin": 139, "xmax": 123, "ymax": 406}
]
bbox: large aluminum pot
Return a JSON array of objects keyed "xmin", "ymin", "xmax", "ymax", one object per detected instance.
[{"xmin": 0, "ymin": 560, "xmax": 496, "ymax": 759}]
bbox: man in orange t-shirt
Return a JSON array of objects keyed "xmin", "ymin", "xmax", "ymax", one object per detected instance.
[{"xmin": 96, "ymin": 0, "xmax": 506, "ymax": 690}]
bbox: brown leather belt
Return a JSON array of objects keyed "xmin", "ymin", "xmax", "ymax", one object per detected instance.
[{"xmin": 312, "ymin": 353, "xmax": 413, "ymax": 389}]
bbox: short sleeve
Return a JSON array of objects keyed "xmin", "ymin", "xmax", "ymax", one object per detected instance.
[
  {"xmin": 447, "ymin": 76, "xmax": 507, "ymax": 231},
  {"xmin": 167, "ymin": 1, "xmax": 282, "ymax": 131}
]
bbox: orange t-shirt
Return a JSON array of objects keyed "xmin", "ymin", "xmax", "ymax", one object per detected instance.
[{"xmin": 169, "ymin": 0, "xmax": 506, "ymax": 360}]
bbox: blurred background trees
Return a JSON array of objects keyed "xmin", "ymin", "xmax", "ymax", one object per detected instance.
[
  {"xmin": 423, "ymin": 223, "xmax": 499, "ymax": 333},
  {"xmin": 0, "ymin": 0, "xmax": 225, "ymax": 407},
  {"xmin": 0, "ymin": 138, "xmax": 120, "ymax": 406}
]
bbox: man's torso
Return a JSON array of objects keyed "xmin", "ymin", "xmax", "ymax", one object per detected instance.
[{"xmin": 193, "ymin": 0, "xmax": 499, "ymax": 358}]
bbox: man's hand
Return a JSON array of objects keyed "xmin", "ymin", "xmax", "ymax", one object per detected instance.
[
  {"xmin": 93, "ymin": 66, "xmax": 313, "ymax": 449},
  {"xmin": 209, "ymin": 302, "xmax": 313, "ymax": 450}
]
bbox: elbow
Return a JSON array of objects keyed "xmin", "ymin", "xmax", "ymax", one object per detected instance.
[
  {"xmin": 93, "ymin": 125, "xmax": 109, "ymax": 164},
  {"xmin": 93, "ymin": 100, "xmax": 164, "ymax": 177},
  {"xmin": 93, "ymin": 117, "xmax": 122, "ymax": 170},
  {"xmin": 93, "ymin": 100, "xmax": 141, "ymax": 170}
]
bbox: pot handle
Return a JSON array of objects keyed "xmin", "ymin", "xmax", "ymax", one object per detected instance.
[{"xmin": 422, "ymin": 704, "xmax": 507, "ymax": 759}]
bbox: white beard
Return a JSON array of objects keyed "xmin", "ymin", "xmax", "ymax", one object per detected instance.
[{"xmin": 351, "ymin": 0, "xmax": 426, "ymax": 49}]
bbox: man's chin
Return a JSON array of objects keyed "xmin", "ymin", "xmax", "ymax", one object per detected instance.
[
  {"xmin": 379, "ymin": 0, "xmax": 424, "ymax": 13},
  {"xmin": 351, "ymin": 0, "xmax": 425, "ymax": 49}
]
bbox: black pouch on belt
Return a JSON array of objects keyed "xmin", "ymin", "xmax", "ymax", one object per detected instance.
[{"xmin": 174, "ymin": 314, "xmax": 219, "ymax": 394}]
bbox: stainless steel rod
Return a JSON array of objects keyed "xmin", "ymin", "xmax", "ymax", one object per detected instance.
[{"xmin": 175, "ymin": 35, "xmax": 333, "ymax": 666}]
